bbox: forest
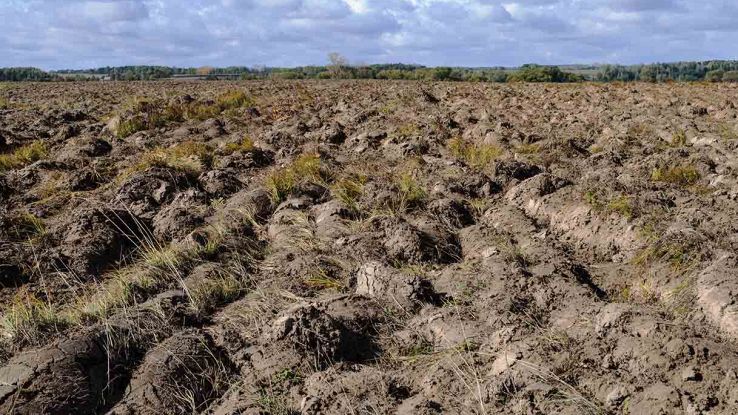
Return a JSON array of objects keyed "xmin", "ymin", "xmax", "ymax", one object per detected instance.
[{"xmin": 3, "ymin": 60, "xmax": 738, "ymax": 83}]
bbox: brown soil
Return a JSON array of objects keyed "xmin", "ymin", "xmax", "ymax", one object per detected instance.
[{"xmin": 1, "ymin": 80, "xmax": 738, "ymax": 414}]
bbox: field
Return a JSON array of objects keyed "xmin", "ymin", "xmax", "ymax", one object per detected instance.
[{"xmin": 1, "ymin": 80, "xmax": 738, "ymax": 414}]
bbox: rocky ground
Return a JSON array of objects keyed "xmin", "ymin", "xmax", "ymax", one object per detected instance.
[{"xmin": 1, "ymin": 80, "xmax": 738, "ymax": 414}]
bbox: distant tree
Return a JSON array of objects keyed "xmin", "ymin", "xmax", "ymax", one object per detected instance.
[
  {"xmin": 327, "ymin": 52, "xmax": 348, "ymax": 78},
  {"xmin": 196, "ymin": 66, "xmax": 214, "ymax": 76},
  {"xmin": 723, "ymin": 71, "xmax": 738, "ymax": 83},
  {"xmin": 705, "ymin": 70, "xmax": 724, "ymax": 82}
]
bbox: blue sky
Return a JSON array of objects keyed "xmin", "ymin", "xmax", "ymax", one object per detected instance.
[{"xmin": 1, "ymin": 0, "xmax": 736, "ymax": 69}]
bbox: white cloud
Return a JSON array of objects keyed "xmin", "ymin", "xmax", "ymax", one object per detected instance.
[{"xmin": 0, "ymin": 0, "xmax": 737, "ymax": 68}]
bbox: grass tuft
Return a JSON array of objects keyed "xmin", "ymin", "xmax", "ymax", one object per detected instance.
[
  {"xmin": 0, "ymin": 141, "xmax": 48, "ymax": 171},
  {"xmin": 651, "ymin": 164, "xmax": 700, "ymax": 187},
  {"xmin": 448, "ymin": 137, "xmax": 502, "ymax": 170}
]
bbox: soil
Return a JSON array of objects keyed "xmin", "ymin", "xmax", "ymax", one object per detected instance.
[{"xmin": 1, "ymin": 80, "xmax": 738, "ymax": 414}]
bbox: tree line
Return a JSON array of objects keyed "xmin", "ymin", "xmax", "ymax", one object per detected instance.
[{"xmin": 4, "ymin": 60, "xmax": 738, "ymax": 83}]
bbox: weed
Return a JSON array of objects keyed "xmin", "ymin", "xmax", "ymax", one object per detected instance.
[
  {"xmin": 0, "ymin": 141, "xmax": 48, "ymax": 171},
  {"xmin": 448, "ymin": 137, "xmax": 502, "ymax": 170},
  {"xmin": 633, "ymin": 240, "xmax": 700, "ymax": 272},
  {"xmin": 117, "ymin": 117, "xmax": 147, "ymax": 138},
  {"xmin": 189, "ymin": 271, "xmax": 246, "ymax": 313},
  {"xmin": 651, "ymin": 164, "xmax": 700, "ymax": 186}
]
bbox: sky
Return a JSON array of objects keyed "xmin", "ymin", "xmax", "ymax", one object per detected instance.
[{"xmin": 0, "ymin": 0, "xmax": 736, "ymax": 70}]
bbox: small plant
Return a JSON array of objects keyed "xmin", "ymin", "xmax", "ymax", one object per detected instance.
[
  {"xmin": 116, "ymin": 117, "xmax": 147, "ymax": 138},
  {"xmin": 583, "ymin": 190, "xmax": 603, "ymax": 211},
  {"xmin": 0, "ymin": 141, "xmax": 48, "ymax": 171},
  {"xmin": 0, "ymin": 97, "xmax": 9, "ymax": 109},
  {"xmin": 633, "ymin": 239, "xmax": 700, "ymax": 272},
  {"xmin": 189, "ymin": 272, "xmax": 246, "ymax": 313},
  {"xmin": 651, "ymin": 164, "xmax": 700, "ymax": 187},
  {"xmin": 448, "ymin": 137, "xmax": 502, "ymax": 170}
]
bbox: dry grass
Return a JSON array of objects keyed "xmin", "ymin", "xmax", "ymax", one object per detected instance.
[
  {"xmin": 265, "ymin": 153, "xmax": 328, "ymax": 203},
  {"xmin": 651, "ymin": 164, "xmax": 700, "ymax": 186},
  {"xmin": 448, "ymin": 137, "xmax": 502, "ymax": 170},
  {"xmin": 0, "ymin": 289, "xmax": 71, "ymax": 345},
  {"xmin": 0, "ymin": 141, "xmax": 48, "ymax": 171},
  {"xmin": 121, "ymin": 141, "xmax": 214, "ymax": 178}
]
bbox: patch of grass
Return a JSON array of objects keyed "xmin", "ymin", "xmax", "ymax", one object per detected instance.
[
  {"xmin": 633, "ymin": 240, "xmax": 700, "ymax": 272},
  {"xmin": 670, "ymin": 128, "xmax": 688, "ymax": 147},
  {"xmin": 117, "ymin": 117, "xmax": 147, "ymax": 138},
  {"xmin": 448, "ymin": 137, "xmax": 502, "ymax": 170},
  {"xmin": 123, "ymin": 141, "xmax": 214, "ymax": 177},
  {"xmin": 222, "ymin": 136, "xmax": 255, "ymax": 154},
  {"xmin": 584, "ymin": 190, "xmax": 634, "ymax": 219},
  {"xmin": 216, "ymin": 90, "xmax": 254, "ymax": 110},
  {"xmin": 606, "ymin": 196, "xmax": 633, "ymax": 219},
  {"xmin": 331, "ymin": 175, "xmax": 366, "ymax": 212},
  {"xmin": 8, "ymin": 211, "xmax": 46, "ymax": 241},
  {"xmin": 395, "ymin": 123, "xmax": 421, "ymax": 139},
  {"xmin": 717, "ymin": 123, "xmax": 738, "ymax": 140},
  {"xmin": 0, "ymin": 141, "xmax": 48, "ymax": 171},
  {"xmin": 189, "ymin": 271, "xmax": 246, "ymax": 313},
  {"xmin": 515, "ymin": 143, "xmax": 541, "ymax": 154},
  {"xmin": 0, "ymin": 290, "xmax": 71, "ymax": 345},
  {"xmin": 265, "ymin": 153, "xmax": 327, "ymax": 203},
  {"xmin": 304, "ymin": 269, "xmax": 344, "ymax": 290},
  {"xmin": 651, "ymin": 164, "xmax": 700, "ymax": 187},
  {"xmin": 0, "ymin": 97, "xmax": 9, "ymax": 109},
  {"xmin": 396, "ymin": 171, "xmax": 427, "ymax": 208}
]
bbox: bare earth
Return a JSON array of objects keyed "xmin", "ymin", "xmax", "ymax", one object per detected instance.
[{"xmin": 1, "ymin": 80, "xmax": 738, "ymax": 414}]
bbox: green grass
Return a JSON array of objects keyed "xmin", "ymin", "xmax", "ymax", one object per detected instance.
[{"xmin": 0, "ymin": 141, "xmax": 48, "ymax": 171}]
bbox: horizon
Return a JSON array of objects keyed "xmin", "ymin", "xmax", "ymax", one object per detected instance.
[{"xmin": 2, "ymin": 0, "xmax": 738, "ymax": 71}]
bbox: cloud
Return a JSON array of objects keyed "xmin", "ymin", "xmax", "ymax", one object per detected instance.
[{"xmin": 0, "ymin": 0, "xmax": 737, "ymax": 69}]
